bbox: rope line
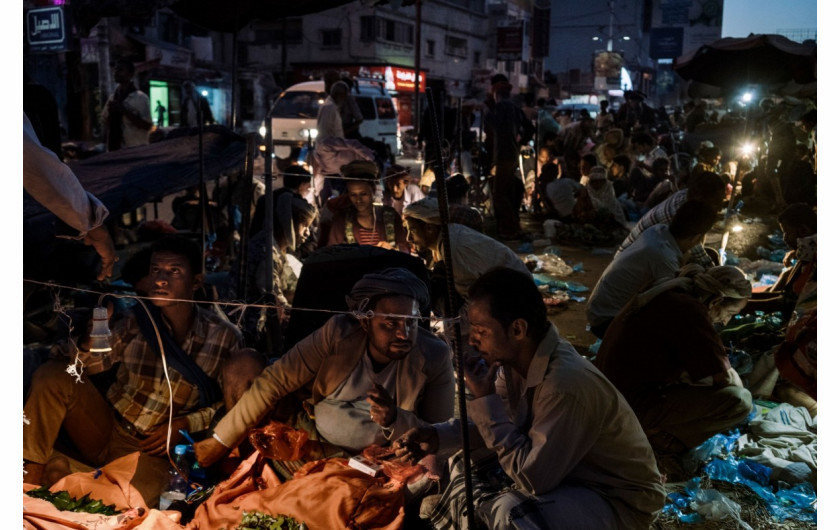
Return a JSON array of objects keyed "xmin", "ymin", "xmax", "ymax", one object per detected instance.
[{"xmin": 23, "ymin": 278, "xmax": 459, "ymax": 325}]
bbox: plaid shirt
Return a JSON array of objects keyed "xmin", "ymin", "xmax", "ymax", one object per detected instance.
[
  {"xmin": 616, "ymin": 189, "xmax": 714, "ymax": 268},
  {"xmin": 66, "ymin": 305, "xmax": 242, "ymax": 435}
]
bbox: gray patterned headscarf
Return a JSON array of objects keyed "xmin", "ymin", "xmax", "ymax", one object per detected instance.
[
  {"xmin": 403, "ymin": 197, "xmax": 443, "ymax": 225},
  {"xmin": 632, "ymin": 263, "xmax": 752, "ymax": 311}
]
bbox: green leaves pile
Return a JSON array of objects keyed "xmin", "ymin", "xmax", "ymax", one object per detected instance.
[
  {"xmin": 26, "ymin": 487, "xmax": 121, "ymax": 515},
  {"xmin": 236, "ymin": 510, "xmax": 307, "ymax": 530}
]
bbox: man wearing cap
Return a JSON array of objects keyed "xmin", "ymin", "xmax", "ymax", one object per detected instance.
[
  {"xmin": 324, "ymin": 160, "xmax": 410, "ymax": 252},
  {"xmin": 403, "ymin": 197, "xmax": 529, "ymax": 317},
  {"xmin": 195, "ymin": 267, "xmax": 455, "ymax": 466},
  {"xmin": 615, "ymin": 90, "xmax": 656, "ymax": 135},
  {"xmin": 382, "ymin": 164, "xmax": 425, "ymax": 216}
]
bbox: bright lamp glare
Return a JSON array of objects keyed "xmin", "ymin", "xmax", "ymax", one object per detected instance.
[
  {"xmin": 740, "ymin": 143, "xmax": 755, "ymax": 156},
  {"xmin": 259, "ymin": 125, "xmax": 266, "ymax": 137},
  {"xmin": 592, "ymin": 36, "xmax": 599, "ymax": 41},
  {"xmin": 732, "ymin": 224, "xmax": 744, "ymax": 233},
  {"xmin": 742, "ymin": 92, "xmax": 753, "ymax": 103}
]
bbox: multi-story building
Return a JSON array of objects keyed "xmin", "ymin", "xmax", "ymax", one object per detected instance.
[
  {"xmin": 24, "ymin": 1, "xmax": 543, "ymax": 142},
  {"xmin": 245, "ymin": 0, "xmax": 492, "ymax": 128}
]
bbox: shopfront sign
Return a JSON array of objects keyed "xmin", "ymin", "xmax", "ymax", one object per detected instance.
[{"xmin": 27, "ymin": 6, "xmax": 68, "ymax": 52}]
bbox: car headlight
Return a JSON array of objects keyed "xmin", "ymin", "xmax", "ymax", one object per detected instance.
[{"xmin": 299, "ymin": 128, "xmax": 318, "ymax": 140}]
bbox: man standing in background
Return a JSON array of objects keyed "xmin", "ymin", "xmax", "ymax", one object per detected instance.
[{"xmin": 102, "ymin": 59, "xmax": 152, "ymax": 151}]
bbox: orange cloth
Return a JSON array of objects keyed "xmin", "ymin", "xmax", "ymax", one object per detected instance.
[
  {"xmin": 23, "ymin": 452, "xmax": 183, "ymax": 529},
  {"xmin": 188, "ymin": 452, "xmax": 404, "ymax": 530}
]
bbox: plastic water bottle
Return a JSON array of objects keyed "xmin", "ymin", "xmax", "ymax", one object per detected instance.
[{"xmin": 159, "ymin": 444, "xmax": 190, "ymax": 510}]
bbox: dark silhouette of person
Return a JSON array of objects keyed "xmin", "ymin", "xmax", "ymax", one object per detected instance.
[
  {"xmin": 24, "ymin": 70, "xmax": 62, "ymax": 158},
  {"xmin": 155, "ymin": 100, "xmax": 166, "ymax": 127}
]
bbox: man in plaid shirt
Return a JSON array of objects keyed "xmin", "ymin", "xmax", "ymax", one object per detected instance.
[
  {"xmin": 24, "ymin": 235, "xmax": 243, "ymax": 503},
  {"xmin": 616, "ymin": 171, "xmax": 727, "ymax": 268}
]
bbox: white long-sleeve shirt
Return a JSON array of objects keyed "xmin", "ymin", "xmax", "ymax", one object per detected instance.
[{"xmin": 23, "ymin": 112, "xmax": 109, "ymax": 238}]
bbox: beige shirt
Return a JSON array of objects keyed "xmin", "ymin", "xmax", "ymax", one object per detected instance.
[
  {"xmin": 213, "ymin": 314, "xmax": 455, "ymax": 447},
  {"xmin": 438, "ymin": 223, "xmax": 530, "ymax": 299},
  {"xmin": 437, "ymin": 325, "xmax": 665, "ymax": 528}
]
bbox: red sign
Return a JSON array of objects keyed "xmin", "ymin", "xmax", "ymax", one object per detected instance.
[
  {"xmin": 363, "ymin": 66, "xmax": 425, "ymax": 93},
  {"xmin": 295, "ymin": 64, "xmax": 426, "ymax": 93}
]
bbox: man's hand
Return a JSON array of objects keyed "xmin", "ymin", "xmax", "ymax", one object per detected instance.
[
  {"xmin": 139, "ymin": 417, "xmax": 190, "ymax": 457},
  {"xmin": 783, "ymin": 249, "xmax": 797, "ymax": 268},
  {"xmin": 194, "ymin": 436, "xmax": 231, "ymax": 468},
  {"xmin": 392, "ymin": 426, "xmax": 439, "ymax": 464},
  {"xmin": 367, "ymin": 383, "xmax": 397, "ymax": 427},
  {"xmin": 83, "ymin": 225, "xmax": 118, "ymax": 281},
  {"xmin": 463, "ymin": 355, "xmax": 499, "ymax": 399},
  {"xmin": 712, "ymin": 367, "xmax": 744, "ymax": 388}
]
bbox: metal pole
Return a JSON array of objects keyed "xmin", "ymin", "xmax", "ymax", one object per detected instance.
[
  {"xmin": 457, "ymin": 97, "xmax": 463, "ymax": 173},
  {"xmin": 413, "ymin": 0, "xmax": 422, "ymax": 133},
  {"xmin": 281, "ymin": 16, "xmax": 288, "ymax": 89},
  {"xmin": 263, "ymin": 114, "xmax": 274, "ymax": 298},
  {"xmin": 426, "ymin": 88, "xmax": 477, "ymax": 530},
  {"xmin": 238, "ymin": 133, "xmax": 257, "ymax": 301},
  {"xmin": 230, "ymin": 9, "xmax": 239, "ymax": 129},
  {"xmin": 198, "ymin": 91, "xmax": 207, "ymax": 276}
]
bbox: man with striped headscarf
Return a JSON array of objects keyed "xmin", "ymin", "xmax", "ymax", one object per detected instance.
[{"xmin": 594, "ymin": 264, "xmax": 753, "ymax": 461}]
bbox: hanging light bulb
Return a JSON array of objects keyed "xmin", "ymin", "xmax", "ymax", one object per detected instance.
[{"xmin": 89, "ymin": 306, "xmax": 112, "ymax": 354}]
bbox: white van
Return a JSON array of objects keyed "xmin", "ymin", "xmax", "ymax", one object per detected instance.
[{"xmin": 269, "ymin": 79, "xmax": 400, "ymax": 161}]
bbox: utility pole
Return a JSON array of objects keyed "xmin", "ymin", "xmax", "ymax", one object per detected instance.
[
  {"xmin": 413, "ymin": 0, "xmax": 422, "ymax": 133},
  {"xmin": 607, "ymin": 0, "xmax": 615, "ymax": 52},
  {"xmin": 96, "ymin": 19, "xmax": 112, "ymax": 111}
]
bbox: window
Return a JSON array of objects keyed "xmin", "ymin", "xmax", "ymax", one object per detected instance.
[
  {"xmin": 356, "ymin": 97, "xmax": 376, "ymax": 120},
  {"xmin": 239, "ymin": 79, "xmax": 255, "ymax": 122},
  {"xmin": 361, "ymin": 16, "xmax": 375, "ymax": 42},
  {"xmin": 375, "ymin": 97, "xmax": 396, "ymax": 120},
  {"xmin": 425, "ymin": 39, "xmax": 435, "ymax": 57},
  {"xmin": 159, "ymin": 12, "xmax": 179, "ymax": 44},
  {"xmin": 473, "ymin": 50, "xmax": 481, "ymax": 66},
  {"xmin": 444, "ymin": 35, "xmax": 468, "ymax": 58},
  {"xmin": 321, "ymin": 28, "xmax": 342, "ymax": 48},
  {"xmin": 271, "ymin": 91, "xmax": 325, "ymax": 119},
  {"xmin": 365, "ymin": 17, "xmax": 413, "ymax": 45}
]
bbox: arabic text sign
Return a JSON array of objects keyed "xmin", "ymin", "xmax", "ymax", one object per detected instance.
[{"xmin": 27, "ymin": 6, "xmax": 67, "ymax": 51}]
